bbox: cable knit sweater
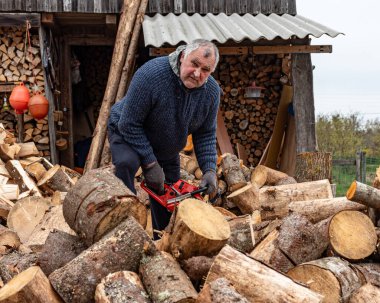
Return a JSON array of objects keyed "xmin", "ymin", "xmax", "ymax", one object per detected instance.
[{"xmin": 108, "ymin": 55, "xmax": 221, "ymax": 173}]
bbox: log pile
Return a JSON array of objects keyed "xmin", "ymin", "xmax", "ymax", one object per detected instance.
[
  {"xmin": 0, "ymin": 152, "xmax": 377, "ymax": 302},
  {"xmin": 215, "ymin": 54, "xmax": 288, "ymax": 166},
  {"xmin": 0, "ymin": 26, "xmax": 50, "ymax": 159}
]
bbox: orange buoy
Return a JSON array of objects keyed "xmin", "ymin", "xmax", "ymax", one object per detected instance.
[
  {"xmin": 29, "ymin": 91, "xmax": 49, "ymax": 119},
  {"xmin": 9, "ymin": 83, "xmax": 30, "ymax": 114}
]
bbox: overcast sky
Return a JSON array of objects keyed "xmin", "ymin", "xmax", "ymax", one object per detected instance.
[{"xmin": 296, "ymin": 0, "xmax": 380, "ymax": 120}]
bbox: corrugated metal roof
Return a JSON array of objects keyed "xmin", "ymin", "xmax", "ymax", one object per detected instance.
[{"xmin": 143, "ymin": 13, "xmax": 343, "ymax": 47}]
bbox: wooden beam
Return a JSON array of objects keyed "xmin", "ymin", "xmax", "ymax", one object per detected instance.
[
  {"xmin": 253, "ymin": 45, "xmax": 332, "ymax": 54},
  {"xmin": 149, "ymin": 46, "xmax": 249, "ymax": 56}
]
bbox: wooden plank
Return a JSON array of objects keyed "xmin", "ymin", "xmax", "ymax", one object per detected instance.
[
  {"xmin": 236, "ymin": 143, "xmax": 248, "ymax": 166},
  {"xmin": 0, "ymin": 13, "xmax": 40, "ymax": 27},
  {"xmin": 0, "ymin": 84, "xmax": 16, "ymax": 93},
  {"xmin": 149, "ymin": 46, "xmax": 249, "ymax": 57},
  {"xmin": 216, "ymin": 110, "xmax": 235, "ymax": 155},
  {"xmin": 292, "ymin": 53, "xmax": 317, "ymax": 153},
  {"xmin": 253, "ymin": 45, "xmax": 332, "ymax": 54}
]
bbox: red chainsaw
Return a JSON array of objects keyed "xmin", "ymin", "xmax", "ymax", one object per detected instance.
[{"xmin": 141, "ymin": 179, "xmax": 208, "ymax": 212}]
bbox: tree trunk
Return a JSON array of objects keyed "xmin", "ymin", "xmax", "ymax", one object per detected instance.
[
  {"xmin": 288, "ymin": 197, "xmax": 366, "ymax": 223},
  {"xmin": 287, "ymin": 257, "xmax": 364, "ymax": 303},
  {"xmin": 139, "ymin": 251, "xmax": 197, "ymax": 303},
  {"xmin": 206, "ymin": 245, "xmax": 323, "ymax": 302},
  {"xmin": 0, "ymin": 266, "xmax": 63, "ymax": 303},
  {"xmin": 162, "ymin": 198, "xmax": 230, "ymax": 260},
  {"xmin": 196, "ymin": 278, "xmax": 249, "ymax": 303},
  {"xmin": 38, "ymin": 230, "xmax": 86, "ymax": 276},
  {"xmin": 226, "ymin": 183, "xmax": 259, "ymax": 214},
  {"xmin": 84, "ymin": 0, "xmax": 142, "ymax": 172},
  {"xmin": 37, "ymin": 165, "xmax": 74, "ymax": 195},
  {"xmin": 295, "ymin": 152, "xmax": 332, "ymax": 183},
  {"xmin": 63, "ymin": 166, "xmax": 146, "ymax": 246},
  {"xmin": 260, "ymin": 179, "xmax": 333, "ymax": 220},
  {"xmin": 251, "ymin": 164, "xmax": 296, "ymax": 188},
  {"xmin": 95, "ymin": 271, "xmax": 151, "ymax": 303},
  {"xmin": 329, "ymin": 210, "xmax": 377, "ymax": 260},
  {"xmin": 346, "ymin": 181, "xmax": 380, "ymax": 209},
  {"xmin": 49, "ymin": 216, "xmax": 157, "ymax": 303},
  {"xmin": 348, "ymin": 283, "xmax": 380, "ymax": 303}
]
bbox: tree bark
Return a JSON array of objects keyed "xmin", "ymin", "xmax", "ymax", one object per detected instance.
[
  {"xmin": 206, "ymin": 245, "xmax": 323, "ymax": 302},
  {"xmin": 0, "ymin": 266, "xmax": 63, "ymax": 303},
  {"xmin": 49, "ymin": 216, "xmax": 157, "ymax": 303},
  {"xmin": 347, "ymin": 181, "xmax": 380, "ymax": 209},
  {"xmin": 287, "ymin": 257, "xmax": 364, "ymax": 303},
  {"xmin": 221, "ymin": 154, "xmax": 247, "ymax": 192},
  {"xmin": 348, "ymin": 283, "xmax": 380, "ymax": 303},
  {"xmin": 139, "ymin": 251, "xmax": 197, "ymax": 303},
  {"xmin": 84, "ymin": 0, "xmax": 142, "ymax": 172},
  {"xmin": 95, "ymin": 271, "xmax": 151, "ymax": 303},
  {"xmin": 0, "ymin": 251, "xmax": 38, "ymax": 283},
  {"xmin": 295, "ymin": 152, "xmax": 332, "ymax": 183},
  {"xmin": 227, "ymin": 215, "xmax": 256, "ymax": 253},
  {"xmin": 37, "ymin": 164, "xmax": 74, "ymax": 195},
  {"xmin": 180, "ymin": 256, "xmax": 214, "ymax": 281},
  {"xmin": 353, "ymin": 263, "xmax": 380, "ymax": 288},
  {"xmin": 63, "ymin": 166, "xmax": 146, "ymax": 246},
  {"xmin": 196, "ymin": 278, "xmax": 249, "ymax": 303},
  {"xmin": 226, "ymin": 183, "xmax": 259, "ymax": 214}
]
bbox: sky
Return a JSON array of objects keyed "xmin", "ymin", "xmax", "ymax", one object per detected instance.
[{"xmin": 296, "ymin": 0, "xmax": 380, "ymax": 121}]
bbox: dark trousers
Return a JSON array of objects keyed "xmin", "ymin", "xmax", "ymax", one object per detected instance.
[{"xmin": 108, "ymin": 129, "xmax": 180, "ymax": 239}]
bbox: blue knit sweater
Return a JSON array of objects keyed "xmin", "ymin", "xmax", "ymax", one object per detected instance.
[{"xmin": 108, "ymin": 56, "xmax": 220, "ymax": 173}]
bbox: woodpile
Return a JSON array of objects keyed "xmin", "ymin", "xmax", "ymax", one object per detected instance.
[
  {"xmin": 0, "ymin": 26, "xmax": 50, "ymax": 159},
  {"xmin": 0, "ymin": 151, "xmax": 377, "ymax": 302}
]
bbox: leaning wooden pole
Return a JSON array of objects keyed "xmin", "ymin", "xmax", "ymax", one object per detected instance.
[{"xmin": 84, "ymin": 0, "xmax": 141, "ymax": 173}]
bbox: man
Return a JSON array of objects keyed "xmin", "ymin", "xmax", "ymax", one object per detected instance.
[{"xmin": 108, "ymin": 39, "xmax": 220, "ymax": 237}]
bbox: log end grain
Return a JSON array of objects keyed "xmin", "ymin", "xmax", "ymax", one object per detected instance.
[{"xmin": 346, "ymin": 181, "xmax": 357, "ymax": 200}]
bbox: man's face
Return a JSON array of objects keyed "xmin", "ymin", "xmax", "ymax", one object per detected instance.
[{"xmin": 179, "ymin": 47, "xmax": 215, "ymax": 89}]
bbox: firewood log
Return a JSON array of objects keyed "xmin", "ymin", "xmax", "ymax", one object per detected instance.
[
  {"xmin": 37, "ymin": 164, "xmax": 74, "ymax": 195},
  {"xmin": 226, "ymin": 182, "xmax": 259, "ymax": 214},
  {"xmin": 25, "ymin": 161, "xmax": 47, "ymax": 182},
  {"xmin": 0, "ymin": 251, "xmax": 38, "ymax": 283},
  {"xmin": 0, "ymin": 185, "xmax": 18, "ymax": 201},
  {"xmin": 348, "ymin": 283, "xmax": 380, "ymax": 303},
  {"xmin": 251, "ymin": 164, "xmax": 296, "ymax": 188},
  {"xmin": 196, "ymin": 278, "xmax": 249, "ymax": 303},
  {"xmin": 347, "ymin": 181, "xmax": 380, "ymax": 209},
  {"xmin": 206, "ymin": 245, "xmax": 323, "ymax": 302},
  {"xmin": 180, "ymin": 256, "xmax": 214, "ymax": 281},
  {"xmin": 227, "ymin": 214, "xmax": 256, "ymax": 253},
  {"xmin": 0, "ymin": 266, "xmax": 63, "ymax": 303},
  {"xmin": 7, "ymin": 196, "xmax": 50, "ymax": 243},
  {"xmin": 16, "ymin": 142, "xmax": 39, "ymax": 158},
  {"xmin": 353, "ymin": 263, "xmax": 380, "ymax": 288},
  {"xmin": 95, "ymin": 271, "xmax": 151, "ymax": 303},
  {"xmin": 140, "ymin": 251, "xmax": 197, "ymax": 302},
  {"xmin": 287, "ymin": 257, "xmax": 364, "ymax": 303},
  {"xmin": 0, "ymin": 195, "xmax": 13, "ymax": 220},
  {"xmin": 0, "ymin": 225, "xmax": 20, "ymax": 255},
  {"xmin": 38, "ymin": 230, "xmax": 86, "ymax": 277},
  {"xmin": 49, "ymin": 216, "xmax": 157, "ymax": 303},
  {"xmin": 328, "ymin": 210, "xmax": 377, "ymax": 260},
  {"xmin": 63, "ymin": 166, "xmax": 147, "ymax": 246},
  {"xmin": 260, "ymin": 179, "xmax": 333, "ymax": 220},
  {"xmin": 221, "ymin": 154, "xmax": 247, "ymax": 192},
  {"xmin": 161, "ymin": 198, "xmax": 230, "ymax": 259}
]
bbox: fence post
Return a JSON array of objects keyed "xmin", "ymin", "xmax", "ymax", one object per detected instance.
[
  {"xmin": 356, "ymin": 151, "xmax": 362, "ymax": 182},
  {"xmin": 361, "ymin": 151, "xmax": 367, "ymax": 183}
]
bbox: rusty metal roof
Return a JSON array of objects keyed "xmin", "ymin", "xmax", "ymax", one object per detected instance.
[{"xmin": 143, "ymin": 13, "xmax": 343, "ymax": 47}]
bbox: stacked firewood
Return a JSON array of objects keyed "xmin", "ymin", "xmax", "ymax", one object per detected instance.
[
  {"xmin": 0, "ymin": 151, "xmax": 378, "ymax": 301},
  {"xmin": 215, "ymin": 54, "xmax": 290, "ymax": 166},
  {"xmin": 0, "ymin": 26, "xmax": 50, "ymax": 158}
]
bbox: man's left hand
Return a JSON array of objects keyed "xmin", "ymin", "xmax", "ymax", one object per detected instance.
[{"xmin": 200, "ymin": 170, "xmax": 217, "ymax": 195}]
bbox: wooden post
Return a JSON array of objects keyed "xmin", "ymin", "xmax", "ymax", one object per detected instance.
[{"xmin": 84, "ymin": 0, "xmax": 141, "ymax": 173}]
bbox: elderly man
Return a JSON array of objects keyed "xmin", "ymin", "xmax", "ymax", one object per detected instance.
[{"xmin": 108, "ymin": 39, "xmax": 220, "ymax": 237}]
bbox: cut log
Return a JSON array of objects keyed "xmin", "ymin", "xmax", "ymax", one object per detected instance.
[
  {"xmin": 51, "ymin": 191, "xmax": 67, "ymax": 205},
  {"xmin": 295, "ymin": 152, "xmax": 332, "ymax": 183},
  {"xmin": 0, "ymin": 251, "xmax": 38, "ymax": 283},
  {"xmin": 139, "ymin": 251, "xmax": 197, "ymax": 303},
  {"xmin": 25, "ymin": 161, "xmax": 47, "ymax": 182},
  {"xmin": 196, "ymin": 278, "xmax": 249, "ymax": 303},
  {"xmin": 227, "ymin": 215, "xmax": 256, "ymax": 253},
  {"xmin": 37, "ymin": 164, "xmax": 74, "ymax": 195},
  {"xmin": 251, "ymin": 165, "xmax": 296, "ymax": 188},
  {"xmin": 49, "ymin": 216, "xmax": 157, "ymax": 303},
  {"xmin": 226, "ymin": 182, "xmax": 260, "ymax": 214},
  {"xmin": 353, "ymin": 263, "xmax": 380, "ymax": 288},
  {"xmin": 0, "ymin": 225, "xmax": 20, "ymax": 255},
  {"xmin": 95, "ymin": 271, "xmax": 151, "ymax": 303},
  {"xmin": 329, "ymin": 210, "xmax": 377, "ymax": 260},
  {"xmin": 38, "ymin": 230, "xmax": 86, "ymax": 277},
  {"xmin": 221, "ymin": 154, "xmax": 247, "ymax": 192},
  {"xmin": 260, "ymin": 179, "xmax": 333, "ymax": 220},
  {"xmin": 63, "ymin": 166, "xmax": 147, "ymax": 246},
  {"xmin": 347, "ymin": 181, "xmax": 380, "ymax": 209},
  {"xmin": 348, "ymin": 283, "xmax": 380, "ymax": 303},
  {"xmin": 0, "ymin": 266, "xmax": 63, "ymax": 303},
  {"xmin": 287, "ymin": 257, "xmax": 364, "ymax": 303},
  {"xmin": 5, "ymin": 160, "xmax": 42, "ymax": 196},
  {"xmin": 16, "ymin": 142, "xmax": 39, "ymax": 158},
  {"xmin": 180, "ymin": 256, "xmax": 214, "ymax": 281},
  {"xmin": 162, "ymin": 198, "xmax": 230, "ymax": 259},
  {"xmin": 288, "ymin": 197, "xmax": 367, "ymax": 223},
  {"xmin": 0, "ymin": 195, "xmax": 13, "ymax": 220},
  {"xmin": 0, "ymin": 184, "xmax": 19, "ymax": 201},
  {"xmin": 206, "ymin": 245, "xmax": 323, "ymax": 302},
  {"xmin": 24, "ymin": 205, "xmax": 75, "ymax": 252},
  {"xmin": 7, "ymin": 196, "xmax": 50, "ymax": 243}
]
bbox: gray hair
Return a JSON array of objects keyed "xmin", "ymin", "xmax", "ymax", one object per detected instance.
[{"xmin": 183, "ymin": 39, "xmax": 219, "ymax": 71}]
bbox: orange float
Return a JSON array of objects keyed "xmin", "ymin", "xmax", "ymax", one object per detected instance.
[
  {"xmin": 9, "ymin": 83, "xmax": 30, "ymax": 114},
  {"xmin": 29, "ymin": 91, "xmax": 49, "ymax": 119}
]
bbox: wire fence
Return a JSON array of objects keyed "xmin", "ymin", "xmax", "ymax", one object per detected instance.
[{"xmin": 332, "ymin": 154, "xmax": 380, "ymax": 196}]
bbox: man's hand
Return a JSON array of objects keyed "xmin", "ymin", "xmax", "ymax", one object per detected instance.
[
  {"xmin": 143, "ymin": 162, "xmax": 165, "ymax": 194},
  {"xmin": 200, "ymin": 170, "xmax": 217, "ymax": 195}
]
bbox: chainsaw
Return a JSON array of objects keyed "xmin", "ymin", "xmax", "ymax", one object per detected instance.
[{"xmin": 141, "ymin": 179, "xmax": 209, "ymax": 212}]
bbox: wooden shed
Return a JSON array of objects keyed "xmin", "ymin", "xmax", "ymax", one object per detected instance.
[{"xmin": 0, "ymin": 0, "xmax": 342, "ymax": 173}]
